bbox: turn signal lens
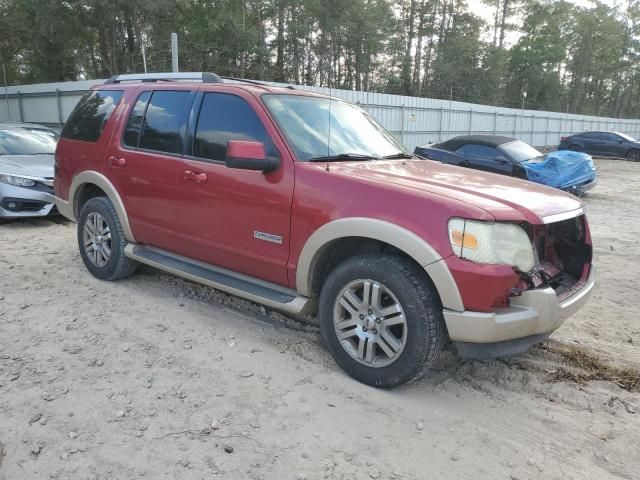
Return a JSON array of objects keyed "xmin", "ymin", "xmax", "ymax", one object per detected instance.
[
  {"xmin": 450, "ymin": 230, "xmax": 478, "ymax": 250},
  {"xmin": 447, "ymin": 218, "xmax": 535, "ymax": 272}
]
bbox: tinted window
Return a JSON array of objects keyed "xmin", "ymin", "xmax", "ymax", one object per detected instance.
[
  {"xmin": 581, "ymin": 132, "xmax": 601, "ymax": 140},
  {"xmin": 123, "ymin": 91, "xmax": 151, "ymax": 147},
  {"xmin": 455, "ymin": 145, "xmax": 467, "ymax": 155},
  {"xmin": 139, "ymin": 91, "xmax": 190, "ymax": 154},
  {"xmin": 61, "ymin": 90, "xmax": 123, "ymax": 142},
  {"xmin": 464, "ymin": 144, "xmax": 501, "ymax": 158},
  {"xmin": 602, "ymin": 133, "xmax": 620, "ymax": 142},
  {"xmin": 194, "ymin": 93, "xmax": 274, "ymax": 161}
]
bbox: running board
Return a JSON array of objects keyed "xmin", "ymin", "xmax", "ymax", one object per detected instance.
[{"xmin": 124, "ymin": 244, "xmax": 311, "ymax": 315}]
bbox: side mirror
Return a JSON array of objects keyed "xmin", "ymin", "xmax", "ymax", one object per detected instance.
[{"xmin": 225, "ymin": 140, "xmax": 279, "ymax": 172}]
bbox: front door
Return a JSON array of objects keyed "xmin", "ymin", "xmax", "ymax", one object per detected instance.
[
  {"xmin": 106, "ymin": 88, "xmax": 195, "ymax": 250},
  {"xmin": 463, "ymin": 144, "xmax": 513, "ymax": 175},
  {"xmin": 175, "ymin": 90, "xmax": 295, "ymax": 286}
]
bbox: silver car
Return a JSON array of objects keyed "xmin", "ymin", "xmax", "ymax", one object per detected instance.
[{"xmin": 0, "ymin": 122, "xmax": 58, "ymax": 219}]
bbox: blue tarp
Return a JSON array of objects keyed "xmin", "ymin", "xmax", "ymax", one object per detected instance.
[{"xmin": 522, "ymin": 150, "xmax": 596, "ymax": 190}]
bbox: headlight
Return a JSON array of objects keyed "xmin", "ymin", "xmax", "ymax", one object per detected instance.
[
  {"xmin": 0, "ymin": 173, "xmax": 36, "ymax": 187},
  {"xmin": 448, "ymin": 218, "xmax": 535, "ymax": 272}
]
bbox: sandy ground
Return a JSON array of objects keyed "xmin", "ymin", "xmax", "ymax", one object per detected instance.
[{"xmin": 1, "ymin": 158, "xmax": 639, "ymax": 480}]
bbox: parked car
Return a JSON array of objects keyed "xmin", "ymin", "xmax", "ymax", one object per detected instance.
[
  {"xmin": 414, "ymin": 135, "xmax": 597, "ymax": 195},
  {"xmin": 558, "ymin": 131, "xmax": 640, "ymax": 161},
  {"xmin": 54, "ymin": 72, "xmax": 595, "ymax": 388},
  {"xmin": 0, "ymin": 122, "xmax": 58, "ymax": 219}
]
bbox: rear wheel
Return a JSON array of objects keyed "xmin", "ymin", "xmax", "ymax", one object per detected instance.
[
  {"xmin": 626, "ymin": 149, "xmax": 640, "ymax": 162},
  {"xmin": 319, "ymin": 254, "xmax": 445, "ymax": 388},
  {"xmin": 77, "ymin": 197, "xmax": 137, "ymax": 281},
  {"xmin": 568, "ymin": 145, "xmax": 582, "ymax": 152}
]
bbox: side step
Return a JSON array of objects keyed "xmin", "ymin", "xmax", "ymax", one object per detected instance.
[{"xmin": 124, "ymin": 244, "xmax": 311, "ymax": 315}]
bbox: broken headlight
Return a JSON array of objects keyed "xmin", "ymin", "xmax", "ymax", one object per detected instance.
[{"xmin": 447, "ymin": 218, "xmax": 535, "ymax": 272}]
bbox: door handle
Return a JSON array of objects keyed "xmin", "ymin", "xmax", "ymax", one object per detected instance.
[
  {"xmin": 109, "ymin": 156, "xmax": 127, "ymax": 168},
  {"xmin": 184, "ymin": 170, "xmax": 208, "ymax": 183}
]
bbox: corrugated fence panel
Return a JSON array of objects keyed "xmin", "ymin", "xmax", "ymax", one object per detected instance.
[{"xmin": 1, "ymin": 77, "xmax": 640, "ymax": 150}]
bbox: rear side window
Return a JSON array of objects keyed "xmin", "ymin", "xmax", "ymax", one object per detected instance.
[
  {"xmin": 123, "ymin": 91, "xmax": 151, "ymax": 147},
  {"xmin": 61, "ymin": 90, "xmax": 123, "ymax": 142},
  {"xmin": 138, "ymin": 90, "xmax": 190, "ymax": 154},
  {"xmin": 194, "ymin": 93, "xmax": 274, "ymax": 161}
]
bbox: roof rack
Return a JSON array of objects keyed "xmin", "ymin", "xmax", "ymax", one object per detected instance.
[
  {"xmin": 104, "ymin": 72, "xmax": 223, "ymax": 84},
  {"xmin": 220, "ymin": 76, "xmax": 269, "ymax": 86}
]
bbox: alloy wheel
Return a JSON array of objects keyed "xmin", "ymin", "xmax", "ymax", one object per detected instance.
[
  {"xmin": 333, "ymin": 279, "xmax": 408, "ymax": 368},
  {"xmin": 83, "ymin": 212, "xmax": 112, "ymax": 267}
]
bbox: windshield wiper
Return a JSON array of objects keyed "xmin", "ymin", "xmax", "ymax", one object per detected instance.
[
  {"xmin": 382, "ymin": 152, "xmax": 414, "ymax": 159},
  {"xmin": 309, "ymin": 153, "xmax": 377, "ymax": 162}
]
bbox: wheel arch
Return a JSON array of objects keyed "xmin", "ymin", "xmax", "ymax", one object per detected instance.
[
  {"xmin": 296, "ymin": 218, "xmax": 464, "ymax": 312},
  {"xmin": 69, "ymin": 171, "xmax": 136, "ymax": 243}
]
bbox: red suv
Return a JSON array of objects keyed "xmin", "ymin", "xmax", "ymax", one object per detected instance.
[{"xmin": 54, "ymin": 72, "xmax": 595, "ymax": 387}]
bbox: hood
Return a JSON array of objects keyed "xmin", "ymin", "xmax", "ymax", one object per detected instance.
[
  {"xmin": 328, "ymin": 159, "xmax": 582, "ymax": 223},
  {"xmin": 0, "ymin": 154, "xmax": 55, "ymax": 178}
]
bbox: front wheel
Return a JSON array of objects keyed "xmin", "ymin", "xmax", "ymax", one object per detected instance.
[
  {"xmin": 626, "ymin": 149, "xmax": 640, "ymax": 162},
  {"xmin": 319, "ymin": 255, "xmax": 446, "ymax": 388},
  {"xmin": 77, "ymin": 197, "xmax": 138, "ymax": 281}
]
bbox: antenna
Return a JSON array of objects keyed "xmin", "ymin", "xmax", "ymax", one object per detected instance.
[{"xmin": 326, "ymin": 16, "xmax": 334, "ymax": 173}]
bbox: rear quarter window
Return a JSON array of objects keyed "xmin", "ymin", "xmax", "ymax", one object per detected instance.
[{"xmin": 61, "ymin": 90, "xmax": 123, "ymax": 142}]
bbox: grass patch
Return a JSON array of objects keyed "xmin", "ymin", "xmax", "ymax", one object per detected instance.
[{"xmin": 539, "ymin": 342, "xmax": 640, "ymax": 392}]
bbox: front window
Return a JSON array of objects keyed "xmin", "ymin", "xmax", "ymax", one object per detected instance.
[
  {"xmin": 0, "ymin": 128, "xmax": 57, "ymax": 156},
  {"xmin": 499, "ymin": 140, "xmax": 543, "ymax": 162},
  {"xmin": 262, "ymin": 94, "xmax": 406, "ymax": 161}
]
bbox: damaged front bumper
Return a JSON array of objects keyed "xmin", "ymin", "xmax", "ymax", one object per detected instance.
[{"xmin": 443, "ymin": 266, "xmax": 595, "ymax": 358}]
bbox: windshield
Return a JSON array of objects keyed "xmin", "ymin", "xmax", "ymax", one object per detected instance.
[
  {"xmin": 262, "ymin": 94, "xmax": 407, "ymax": 161},
  {"xmin": 0, "ymin": 128, "xmax": 57, "ymax": 155},
  {"xmin": 500, "ymin": 140, "xmax": 543, "ymax": 162},
  {"xmin": 616, "ymin": 132, "xmax": 637, "ymax": 142}
]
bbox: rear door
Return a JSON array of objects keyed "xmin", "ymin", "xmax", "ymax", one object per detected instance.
[
  {"xmin": 578, "ymin": 133, "xmax": 602, "ymax": 155},
  {"xmin": 174, "ymin": 89, "xmax": 295, "ymax": 286},
  {"xmin": 106, "ymin": 87, "xmax": 195, "ymax": 250}
]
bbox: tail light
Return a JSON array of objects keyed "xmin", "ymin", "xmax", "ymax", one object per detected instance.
[{"xmin": 560, "ymin": 136, "xmax": 568, "ymax": 142}]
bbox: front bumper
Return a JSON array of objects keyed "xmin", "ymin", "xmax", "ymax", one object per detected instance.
[
  {"xmin": 443, "ymin": 267, "xmax": 595, "ymax": 355},
  {"xmin": 566, "ymin": 178, "xmax": 597, "ymax": 195},
  {"xmin": 0, "ymin": 183, "xmax": 56, "ymax": 218}
]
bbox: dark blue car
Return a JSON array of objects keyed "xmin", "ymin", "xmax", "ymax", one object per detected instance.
[
  {"xmin": 558, "ymin": 131, "xmax": 640, "ymax": 161},
  {"xmin": 414, "ymin": 135, "xmax": 597, "ymax": 195}
]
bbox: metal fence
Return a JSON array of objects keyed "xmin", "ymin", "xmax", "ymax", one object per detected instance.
[{"xmin": 2, "ymin": 78, "xmax": 640, "ymax": 151}]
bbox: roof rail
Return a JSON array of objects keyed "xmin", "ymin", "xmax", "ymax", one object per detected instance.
[
  {"xmin": 104, "ymin": 72, "xmax": 223, "ymax": 84},
  {"xmin": 220, "ymin": 76, "xmax": 268, "ymax": 86}
]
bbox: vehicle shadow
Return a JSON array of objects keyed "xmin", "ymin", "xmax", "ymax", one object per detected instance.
[{"xmin": 0, "ymin": 215, "xmax": 70, "ymax": 228}]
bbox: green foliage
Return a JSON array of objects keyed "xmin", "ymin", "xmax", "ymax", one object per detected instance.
[{"xmin": 1, "ymin": 0, "xmax": 639, "ymax": 118}]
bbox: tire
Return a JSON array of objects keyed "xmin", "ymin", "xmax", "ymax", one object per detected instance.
[
  {"xmin": 318, "ymin": 254, "xmax": 446, "ymax": 388},
  {"xmin": 77, "ymin": 197, "xmax": 138, "ymax": 281},
  {"xmin": 568, "ymin": 145, "xmax": 582, "ymax": 152},
  {"xmin": 625, "ymin": 149, "xmax": 640, "ymax": 162}
]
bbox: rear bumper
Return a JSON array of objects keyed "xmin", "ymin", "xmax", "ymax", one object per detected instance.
[
  {"xmin": 0, "ymin": 184, "xmax": 56, "ymax": 218},
  {"xmin": 443, "ymin": 267, "xmax": 595, "ymax": 354},
  {"xmin": 54, "ymin": 197, "xmax": 75, "ymax": 221}
]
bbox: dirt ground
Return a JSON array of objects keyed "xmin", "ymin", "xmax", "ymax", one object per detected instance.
[{"xmin": 1, "ymin": 158, "xmax": 639, "ymax": 480}]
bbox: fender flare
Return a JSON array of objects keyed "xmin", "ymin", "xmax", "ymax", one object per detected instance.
[
  {"xmin": 295, "ymin": 217, "xmax": 464, "ymax": 312},
  {"xmin": 66, "ymin": 171, "xmax": 136, "ymax": 243}
]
